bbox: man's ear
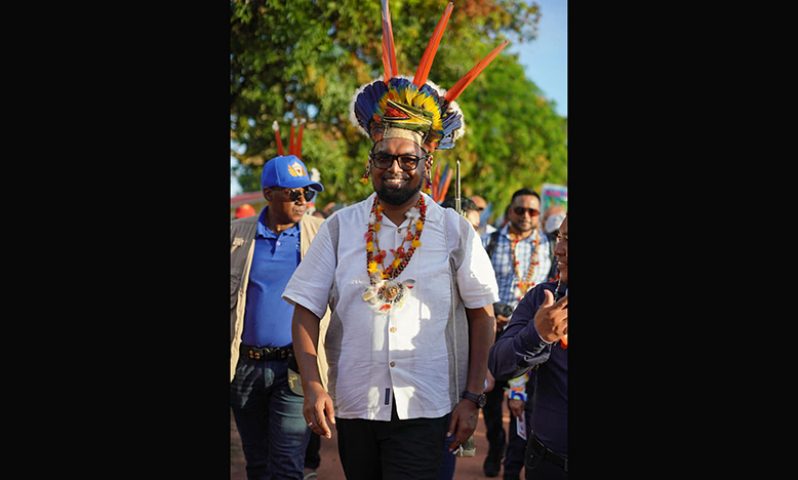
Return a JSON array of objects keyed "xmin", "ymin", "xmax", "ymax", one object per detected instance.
[{"xmin": 263, "ymin": 188, "xmax": 272, "ymax": 202}]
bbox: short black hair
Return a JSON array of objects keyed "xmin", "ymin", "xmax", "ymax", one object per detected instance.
[
  {"xmin": 510, "ymin": 188, "xmax": 541, "ymax": 204},
  {"xmin": 441, "ymin": 196, "xmax": 478, "ymax": 212}
]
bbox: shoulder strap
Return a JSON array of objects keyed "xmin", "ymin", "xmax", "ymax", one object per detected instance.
[{"xmin": 485, "ymin": 229, "xmax": 501, "ymax": 261}]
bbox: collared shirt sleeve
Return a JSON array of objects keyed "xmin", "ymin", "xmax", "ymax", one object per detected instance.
[
  {"xmin": 489, "ymin": 284, "xmax": 553, "ymax": 381},
  {"xmin": 456, "ymin": 217, "xmax": 500, "ymax": 309},
  {"xmin": 282, "ymin": 217, "xmax": 336, "ymax": 319}
]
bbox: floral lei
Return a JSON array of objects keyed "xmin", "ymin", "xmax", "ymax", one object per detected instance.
[
  {"xmin": 510, "ymin": 230, "xmax": 541, "ymax": 301},
  {"xmin": 362, "ymin": 195, "xmax": 426, "ymax": 312}
]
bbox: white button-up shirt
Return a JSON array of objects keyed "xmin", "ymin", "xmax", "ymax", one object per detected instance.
[{"xmin": 283, "ymin": 193, "xmax": 498, "ymax": 421}]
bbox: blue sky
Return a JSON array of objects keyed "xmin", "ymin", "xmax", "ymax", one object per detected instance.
[
  {"xmin": 512, "ymin": 0, "xmax": 567, "ymax": 117},
  {"xmin": 231, "ymin": 0, "xmax": 567, "ymax": 196}
]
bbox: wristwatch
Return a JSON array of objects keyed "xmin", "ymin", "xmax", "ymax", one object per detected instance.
[{"xmin": 462, "ymin": 390, "xmax": 487, "ymax": 408}]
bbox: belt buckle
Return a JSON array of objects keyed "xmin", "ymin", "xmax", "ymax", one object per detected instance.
[{"xmin": 248, "ymin": 348, "xmax": 262, "ymax": 360}]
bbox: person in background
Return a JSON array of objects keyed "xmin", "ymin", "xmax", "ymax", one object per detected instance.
[
  {"xmin": 471, "ymin": 195, "xmax": 497, "ymax": 236},
  {"xmin": 235, "ymin": 203, "xmax": 258, "ymax": 219},
  {"xmin": 230, "ymin": 153, "xmax": 327, "ymax": 480},
  {"xmin": 489, "ymin": 215, "xmax": 569, "ymax": 479},
  {"xmin": 480, "ymin": 188, "xmax": 553, "ymax": 478},
  {"xmin": 441, "ymin": 196, "xmax": 482, "ymax": 232}
]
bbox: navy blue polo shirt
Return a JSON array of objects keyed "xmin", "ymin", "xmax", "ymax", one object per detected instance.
[{"xmin": 241, "ymin": 208, "xmax": 301, "ymax": 347}]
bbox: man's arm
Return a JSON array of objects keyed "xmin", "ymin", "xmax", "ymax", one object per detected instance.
[
  {"xmin": 489, "ymin": 285, "xmax": 566, "ymax": 381},
  {"xmin": 292, "ymin": 304, "xmax": 335, "ymax": 439},
  {"xmin": 446, "ymin": 304, "xmax": 495, "ymax": 452},
  {"xmin": 464, "ymin": 304, "xmax": 496, "ymax": 395}
]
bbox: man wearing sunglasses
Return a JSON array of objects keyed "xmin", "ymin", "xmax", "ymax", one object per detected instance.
[
  {"xmin": 284, "ymin": 128, "xmax": 500, "ymax": 479},
  {"xmin": 282, "ymin": 4, "xmax": 505, "ymax": 473},
  {"xmin": 481, "ymin": 188, "xmax": 554, "ymax": 479},
  {"xmin": 489, "ymin": 215, "xmax": 569, "ymax": 479},
  {"xmin": 230, "ymin": 154, "xmax": 326, "ymax": 480}
]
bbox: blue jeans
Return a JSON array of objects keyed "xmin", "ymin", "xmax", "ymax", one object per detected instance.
[{"xmin": 231, "ymin": 357, "xmax": 310, "ymax": 480}]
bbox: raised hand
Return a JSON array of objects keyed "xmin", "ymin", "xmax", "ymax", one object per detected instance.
[{"xmin": 534, "ymin": 289, "xmax": 568, "ymax": 343}]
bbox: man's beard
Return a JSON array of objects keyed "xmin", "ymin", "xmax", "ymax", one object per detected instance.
[{"xmin": 375, "ymin": 177, "xmax": 422, "ymax": 206}]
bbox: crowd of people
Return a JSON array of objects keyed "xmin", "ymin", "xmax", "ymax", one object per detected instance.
[{"xmin": 230, "ymin": 2, "xmax": 567, "ymax": 479}]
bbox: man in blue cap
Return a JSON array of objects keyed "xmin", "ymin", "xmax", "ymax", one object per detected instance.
[{"xmin": 230, "ymin": 154, "xmax": 326, "ymax": 480}]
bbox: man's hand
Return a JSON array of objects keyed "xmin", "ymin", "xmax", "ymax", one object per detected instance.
[
  {"xmin": 533, "ymin": 290, "xmax": 568, "ymax": 343},
  {"xmin": 508, "ymin": 398, "xmax": 525, "ymax": 418},
  {"xmin": 303, "ymin": 381, "xmax": 335, "ymax": 439},
  {"xmin": 496, "ymin": 314, "xmax": 510, "ymax": 330},
  {"xmin": 446, "ymin": 400, "xmax": 479, "ymax": 453}
]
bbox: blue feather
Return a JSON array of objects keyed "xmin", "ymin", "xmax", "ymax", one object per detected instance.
[
  {"xmin": 354, "ymin": 80, "xmax": 388, "ymax": 132},
  {"xmin": 438, "ymin": 110, "xmax": 463, "ymax": 150}
]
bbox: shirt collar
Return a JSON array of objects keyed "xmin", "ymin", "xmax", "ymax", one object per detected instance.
[
  {"xmin": 500, "ymin": 223, "xmax": 539, "ymax": 242},
  {"xmin": 256, "ymin": 207, "xmax": 301, "ymax": 239}
]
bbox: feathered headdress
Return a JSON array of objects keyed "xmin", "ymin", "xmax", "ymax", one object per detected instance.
[{"xmin": 350, "ymin": 0, "xmax": 509, "ymax": 152}]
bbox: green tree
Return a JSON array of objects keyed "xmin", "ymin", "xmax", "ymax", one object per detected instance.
[{"xmin": 231, "ymin": 0, "xmax": 565, "ymax": 214}]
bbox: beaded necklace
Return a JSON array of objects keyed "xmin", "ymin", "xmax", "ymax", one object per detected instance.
[
  {"xmin": 362, "ymin": 195, "xmax": 426, "ymax": 312},
  {"xmin": 509, "ymin": 230, "xmax": 541, "ymax": 301}
]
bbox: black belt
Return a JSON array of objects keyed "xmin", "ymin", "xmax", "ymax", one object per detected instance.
[
  {"xmin": 241, "ymin": 344, "xmax": 292, "ymax": 361},
  {"xmin": 529, "ymin": 435, "xmax": 568, "ymax": 472}
]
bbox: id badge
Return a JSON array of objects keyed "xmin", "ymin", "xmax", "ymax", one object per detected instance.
[{"xmin": 516, "ymin": 411, "xmax": 527, "ymax": 440}]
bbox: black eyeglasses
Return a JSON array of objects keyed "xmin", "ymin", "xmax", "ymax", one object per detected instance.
[
  {"xmin": 279, "ymin": 188, "xmax": 315, "ymax": 203},
  {"xmin": 369, "ymin": 150, "xmax": 428, "ymax": 171},
  {"xmin": 513, "ymin": 207, "xmax": 540, "ymax": 217}
]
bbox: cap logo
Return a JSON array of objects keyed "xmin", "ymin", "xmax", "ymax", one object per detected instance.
[{"xmin": 287, "ymin": 161, "xmax": 305, "ymax": 177}]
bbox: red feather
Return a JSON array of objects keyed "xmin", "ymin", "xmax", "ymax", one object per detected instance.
[
  {"xmin": 445, "ymin": 41, "xmax": 509, "ymax": 102},
  {"xmin": 273, "ymin": 121, "xmax": 285, "ymax": 156},
  {"xmin": 413, "ymin": 2, "xmax": 454, "ymax": 87}
]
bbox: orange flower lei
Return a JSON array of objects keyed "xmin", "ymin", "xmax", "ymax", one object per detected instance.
[
  {"xmin": 510, "ymin": 230, "xmax": 541, "ymax": 301},
  {"xmin": 365, "ymin": 195, "xmax": 426, "ymax": 284}
]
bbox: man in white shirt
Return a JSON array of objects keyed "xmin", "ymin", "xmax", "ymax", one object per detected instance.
[
  {"xmin": 284, "ymin": 136, "xmax": 499, "ymax": 479},
  {"xmin": 282, "ymin": 3, "xmax": 505, "ymax": 477}
]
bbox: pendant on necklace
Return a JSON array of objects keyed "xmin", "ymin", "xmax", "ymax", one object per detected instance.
[{"xmin": 362, "ymin": 279, "xmax": 415, "ymax": 313}]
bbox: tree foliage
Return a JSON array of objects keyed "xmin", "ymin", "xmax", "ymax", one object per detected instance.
[{"xmin": 231, "ymin": 0, "xmax": 565, "ymax": 215}]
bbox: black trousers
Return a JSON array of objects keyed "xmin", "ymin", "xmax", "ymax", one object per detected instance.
[
  {"xmin": 485, "ymin": 325, "xmax": 517, "ymax": 461},
  {"xmin": 525, "ymin": 437, "xmax": 568, "ymax": 480},
  {"xmin": 336, "ymin": 401, "xmax": 448, "ymax": 480},
  {"xmin": 505, "ymin": 375, "xmax": 536, "ymax": 477},
  {"xmin": 483, "ymin": 377, "xmax": 508, "ymax": 458},
  {"xmin": 304, "ymin": 431, "xmax": 320, "ymax": 469}
]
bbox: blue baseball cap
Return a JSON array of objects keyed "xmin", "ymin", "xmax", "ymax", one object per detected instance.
[{"xmin": 261, "ymin": 155, "xmax": 324, "ymax": 192}]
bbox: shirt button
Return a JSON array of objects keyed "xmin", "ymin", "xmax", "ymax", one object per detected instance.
[
  {"xmin": 390, "ymin": 361, "xmax": 396, "ymax": 367},
  {"xmin": 389, "ymin": 326, "xmax": 397, "ymax": 333},
  {"xmin": 276, "ymin": 241, "xmax": 281, "ymax": 246}
]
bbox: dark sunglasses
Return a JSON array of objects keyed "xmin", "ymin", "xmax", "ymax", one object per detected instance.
[
  {"xmin": 513, "ymin": 207, "xmax": 540, "ymax": 217},
  {"xmin": 279, "ymin": 188, "xmax": 315, "ymax": 202},
  {"xmin": 369, "ymin": 150, "xmax": 428, "ymax": 171}
]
